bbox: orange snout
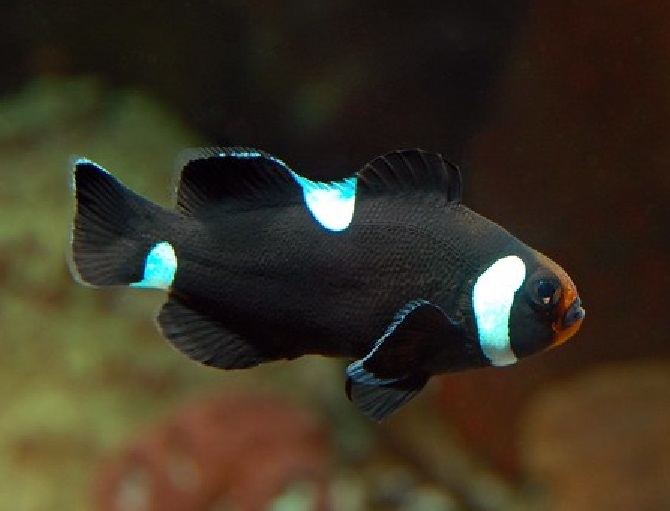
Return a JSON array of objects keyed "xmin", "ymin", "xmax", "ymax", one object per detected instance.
[{"xmin": 551, "ymin": 272, "xmax": 585, "ymax": 347}]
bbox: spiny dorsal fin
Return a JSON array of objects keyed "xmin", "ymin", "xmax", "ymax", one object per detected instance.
[
  {"xmin": 358, "ymin": 149, "xmax": 462, "ymax": 202},
  {"xmin": 173, "ymin": 147, "xmax": 301, "ymax": 216}
]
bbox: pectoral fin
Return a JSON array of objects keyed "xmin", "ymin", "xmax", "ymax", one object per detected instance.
[
  {"xmin": 345, "ymin": 300, "xmax": 464, "ymax": 421},
  {"xmin": 346, "ymin": 361, "xmax": 429, "ymax": 422}
]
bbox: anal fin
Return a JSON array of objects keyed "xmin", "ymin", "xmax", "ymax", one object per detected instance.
[{"xmin": 157, "ymin": 296, "xmax": 271, "ymax": 369}]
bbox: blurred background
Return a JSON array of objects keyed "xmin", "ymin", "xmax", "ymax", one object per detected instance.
[{"xmin": 1, "ymin": 1, "xmax": 669, "ymax": 510}]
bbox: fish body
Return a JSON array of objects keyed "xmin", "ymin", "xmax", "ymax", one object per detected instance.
[{"xmin": 70, "ymin": 148, "xmax": 584, "ymax": 420}]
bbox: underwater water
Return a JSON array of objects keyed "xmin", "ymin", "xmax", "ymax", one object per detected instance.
[{"xmin": 1, "ymin": 1, "xmax": 669, "ymax": 510}]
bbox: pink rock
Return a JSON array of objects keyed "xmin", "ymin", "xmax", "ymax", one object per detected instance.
[{"xmin": 95, "ymin": 393, "xmax": 329, "ymax": 511}]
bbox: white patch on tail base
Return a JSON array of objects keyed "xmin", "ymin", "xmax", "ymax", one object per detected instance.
[{"xmin": 130, "ymin": 241, "xmax": 177, "ymax": 290}]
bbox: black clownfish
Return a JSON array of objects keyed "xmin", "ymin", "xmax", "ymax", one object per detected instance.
[{"xmin": 69, "ymin": 148, "xmax": 585, "ymax": 421}]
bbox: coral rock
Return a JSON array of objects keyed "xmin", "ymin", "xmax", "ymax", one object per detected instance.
[{"xmin": 95, "ymin": 393, "xmax": 330, "ymax": 511}]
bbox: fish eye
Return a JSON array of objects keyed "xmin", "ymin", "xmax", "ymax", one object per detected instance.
[
  {"xmin": 536, "ymin": 280, "xmax": 560, "ymax": 305},
  {"xmin": 525, "ymin": 272, "xmax": 562, "ymax": 312}
]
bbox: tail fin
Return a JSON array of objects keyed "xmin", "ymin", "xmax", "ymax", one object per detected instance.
[{"xmin": 69, "ymin": 159, "xmax": 175, "ymax": 288}]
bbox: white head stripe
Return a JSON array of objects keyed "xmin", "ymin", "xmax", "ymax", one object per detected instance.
[
  {"xmin": 130, "ymin": 241, "xmax": 177, "ymax": 290},
  {"xmin": 291, "ymin": 173, "xmax": 357, "ymax": 231},
  {"xmin": 472, "ymin": 255, "xmax": 526, "ymax": 366}
]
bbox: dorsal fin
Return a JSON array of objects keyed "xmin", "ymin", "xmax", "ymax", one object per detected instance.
[
  {"xmin": 174, "ymin": 147, "xmax": 462, "ymax": 218},
  {"xmin": 357, "ymin": 149, "xmax": 462, "ymax": 202},
  {"xmin": 173, "ymin": 147, "xmax": 301, "ymax": 216}
]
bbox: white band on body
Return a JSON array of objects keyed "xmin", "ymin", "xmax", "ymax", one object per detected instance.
[{"xmin": 472, "ymin": 255, "xmax": 526, "ymax": 366}]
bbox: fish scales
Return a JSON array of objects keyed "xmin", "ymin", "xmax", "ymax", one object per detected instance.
[{"xmin": 167, "ymin": 195, "xmax": 508, "ymax": 356}]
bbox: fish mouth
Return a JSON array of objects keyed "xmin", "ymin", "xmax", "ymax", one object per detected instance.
[
  {"xmin": 551, "ymin": 295, "xmax": 585, "ymax": 348},
  {"xmin": 562, "ymin": 297, "xmax": 585, "ymax": 329}
]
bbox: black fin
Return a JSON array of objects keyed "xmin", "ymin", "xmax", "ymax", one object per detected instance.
[
  {"xmin": 345, "ymin": 365, "xmax": 429, "ymax": 422},
  {"xmin": 157, "ymin": 295, "xmax": 272, "ymax": 369},
  {"xmin": 358, "ymin": 149, "xmax": 462, "ymax": 201},
  {"xmin": 362, "ymin": 300, "xmax": 464, "ymax": 378},
  {"xmin": 173, "ymin": 147, "xmax": 301, "ymax": 216},
  {"xmin": 70, "ymin": 159, "xmax": 168, "ymax": 287},
  {"xmin": 344, "ymin": 300, "xmax": 464, "ymax": 421}
]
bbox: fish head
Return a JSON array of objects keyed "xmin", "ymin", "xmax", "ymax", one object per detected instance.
[{"xmin": 508, "ymin": 251, "xmax": 585, "ymax": 359}]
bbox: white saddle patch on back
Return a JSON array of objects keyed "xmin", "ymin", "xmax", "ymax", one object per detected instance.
[
  {"xmin": 291, "ymin": 173, "xmax": 357, "ymax": 231},
  {"xmin": 472, "ymin": 255, "xmax": 526, "ymax": 366},
  {"xmin": 211, "ymin": 150, "xmax": 357, "ymax": 231},
  {"xmin": 130, "ymin": 241, "xmax": 178, "ymax": 290}
]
